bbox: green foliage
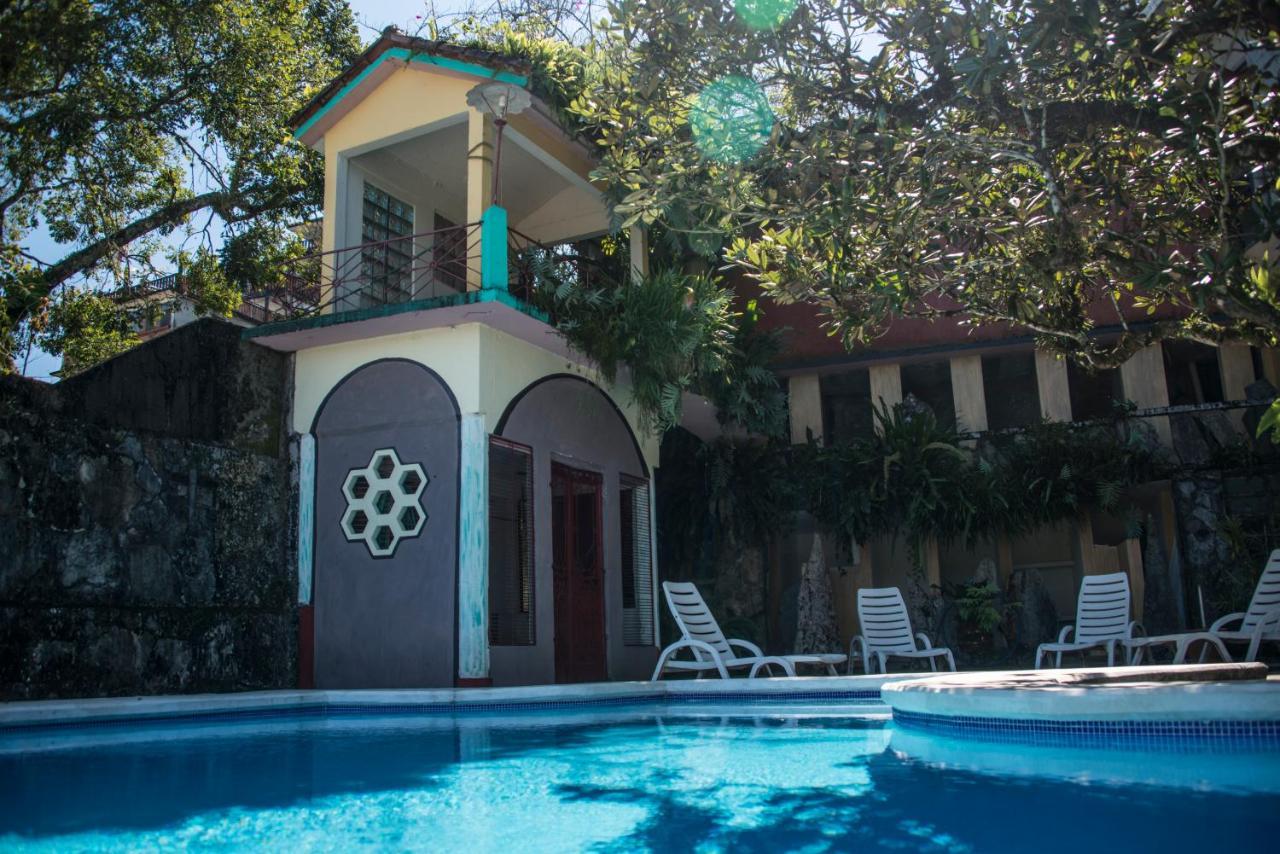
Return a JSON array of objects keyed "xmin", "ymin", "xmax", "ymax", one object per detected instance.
[
  {"xmin": 1, "ymin": 0, "xmax": 360, "ymax": 370},
  {"xmin": 217, "ymin": 222, "xmax": 310, "ymax": 296},
  {"xmin": 536, "ymin": 261, "xmax": 788, "ymax": 436},
  {"xmin": 574, "ymin": 0, "xmax": 1280, "ymax": 367},
  {"xmin": 38, "ymin": 289, "xmax": 139, "ymax": 376},
  {"xmin": 660, "ymin": 402, "xmax": 1170, "ymax": 564},
  {"xmin": 1258, "ymin": 399, "xmax": 1280, "ymax": 444},
  {"xmin": 949, "ymin": 581, "xmax": 1003, "ymax": 636}
]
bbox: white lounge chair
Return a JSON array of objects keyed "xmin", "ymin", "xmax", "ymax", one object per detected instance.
[
  {"xmin": 651, "ymin": 582, "xmax": 846, "ymax": 680},
  {"xmin": 1202, "ymin": 549, "xmax": 1280, "ymax": 662},
  {"xmin": 849, "ymin": 587, "xmax": 956, "ymax": 674},
  {"xmin": 1035, "ymin": 572, "xmax": 1141, "ymax": 668}
]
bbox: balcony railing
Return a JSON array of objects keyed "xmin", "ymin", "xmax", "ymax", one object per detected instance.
[
  {"xmin": 243, "ymin": 217, "xmax": 617, "ymax": 324},
  {"xmin": 243, "ymin": 220, "xmax": 481, "ymax": 320}
]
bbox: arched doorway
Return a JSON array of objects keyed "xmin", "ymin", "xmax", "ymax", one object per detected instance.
[{"xmin": 311, "ymin": 359, "xmax": 460, "ymax": 688}]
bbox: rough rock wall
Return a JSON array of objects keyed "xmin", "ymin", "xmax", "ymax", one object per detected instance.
[{"xmin": 0, "ymin": 321, "xmax": 296, "ymax": 700}]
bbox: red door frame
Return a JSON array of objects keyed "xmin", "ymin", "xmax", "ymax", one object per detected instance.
[{"xmin": 551, "ymin": 462, "xmax": 607, "ymax": 683}]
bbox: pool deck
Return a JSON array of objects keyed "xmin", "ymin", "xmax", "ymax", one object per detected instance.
[
  {"xmin": 0, "ymin": 674, "xmax": 897, "ymax": 730},
  {"xmin": 3, "ymin": 665, "xmax": 1276, "ymax": 732}
]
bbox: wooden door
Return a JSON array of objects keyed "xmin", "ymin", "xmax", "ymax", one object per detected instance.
[{"xmin": 551, "ymin": 463, "xmax": 607, "ymax": 683}]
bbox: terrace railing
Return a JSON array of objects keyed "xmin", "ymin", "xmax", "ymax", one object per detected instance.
[
  {"xmin": 242, "ymin": 202, "xmax": 623, "ymax": 326},
  {"xmin": 243, "ymin": 220, "xmax": 481, "ymax": 321}
]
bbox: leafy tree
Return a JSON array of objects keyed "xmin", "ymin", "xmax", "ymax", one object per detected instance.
[
  {"xmin": 573, "ymin": 0, "xmax": 1280, "ymax": 366},
  {"xmin": 0, "ymin": 0, "xmax": 360, "ymax": 370}
]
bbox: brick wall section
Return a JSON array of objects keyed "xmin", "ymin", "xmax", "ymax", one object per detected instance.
[{"xmin": 0, "ymin": 320, "xmax": 297, "ymax": 700}]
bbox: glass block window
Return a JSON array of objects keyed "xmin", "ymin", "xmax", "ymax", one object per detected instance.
[
  {"xmin": 489, "ymin": 438, "xmax": 535, "ymax": 646},
  {"xmin": 620, "ymin": 474, "xmax": 654, "ymax": 646},
  {"xmin": 361, "ymin": 183, "xmax": 415, "ymax": 304},
  {"xmin": 340, "ymin": 448, "xmax": 429, "ymax": 558}
]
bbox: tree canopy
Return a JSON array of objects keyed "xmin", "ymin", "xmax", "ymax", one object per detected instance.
[
  {"xmin": 571, "ymin": 0, "xmax": 1280, "ymax": 366},
  {"xmin": 0, "ymin": 0, "xmax": 360, "ymax": 370}
]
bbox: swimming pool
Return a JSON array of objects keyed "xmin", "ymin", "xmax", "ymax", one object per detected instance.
[{"xmin": 4, "ymin": 700, "xmax": 1279, "ymax": 852}]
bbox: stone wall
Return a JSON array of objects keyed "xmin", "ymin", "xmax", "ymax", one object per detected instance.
[
  {"xmin": 1173, "ymin": 466, "xmax": 1280, "ymax": 625},
  {"xmin": 0, "ymin": 320, "xmax": 297, "ymax": 700}
]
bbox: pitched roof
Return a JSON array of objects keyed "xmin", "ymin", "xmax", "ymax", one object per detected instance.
[{"xmin": 290, "ymin": 27, "xmax": 534, "ymax": 132}]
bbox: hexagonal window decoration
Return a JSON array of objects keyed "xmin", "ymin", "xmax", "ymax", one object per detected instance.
[
  {"xmin": 340, "ymin": 448, "xmax": 430, "ymax": 557},
  {"xmin": 398, "ymin": 505, "xmax": 423, "ymax": 535}
]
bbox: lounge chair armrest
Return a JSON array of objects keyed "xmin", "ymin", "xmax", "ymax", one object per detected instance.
[
  {"xmin": 914, "ymin": 632, "xmax": 934, "ymax": 650},
  {"xmin": 1209, "ymin": 612, "xmax": 1246, "ymax": 633},
  {"xmin": 728, "ymin": 638, "xmax": 764, "ymax": 658},
  {"xmin": 1127, "ymin": 621, "xmax": 1145, "ymax": 639},
  {"xmin": 1057, "ymin": 625, "xmax": 1074, "ymax": 644}
]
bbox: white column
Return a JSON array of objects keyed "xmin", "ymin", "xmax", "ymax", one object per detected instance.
[
  {"xmin": 949, "ymin": 354, "xmax": 988, "ymax": 433},
  {"xmin": 466, "ymin": 111, "xmax": 495, "ymax": 292},
  {"xmin": 1034, "ymin": 350, "xmax": 1072, "ymax": 421},
  {"xmin": 1119, "ymin": 343, "xmax": 1172, "ymax": 444},
  {"xmin": 297, "ymin": 433, "xmax": 316, "ymax": 605},
  {"xmin": 457, "ymin": 413, "xmax": 490, "ymax": 682},
  {"xmin": 868, "ymin": 363, "xmax": 902, "ymax": 433},
  {"xmin": 788, "ymin": 374, "xmax": 823, "ymax": 444},
  {"xmin": 1219, "ymin": 343, "xmax": 1257, "ymax": 431},
  {"xmin": 630, "ymin": 225, "xmax": 650, "ymax": 284}
]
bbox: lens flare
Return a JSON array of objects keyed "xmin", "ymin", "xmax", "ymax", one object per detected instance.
[
  {"xmin": 690, "ymin": 75, "xmax": 774, "ymax": 164},
  {"xmin": 734, "ymin": 0, "xmax": 798, "ymax": 30}
]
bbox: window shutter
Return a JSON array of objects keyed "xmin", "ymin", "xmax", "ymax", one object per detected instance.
[
  {"xmin": 489, "ymin": 438, "xmax": 535, "ymax": 646},
  {"xmin": 620, "ymin": 475, "xmax": 654, "ymax": 646}
]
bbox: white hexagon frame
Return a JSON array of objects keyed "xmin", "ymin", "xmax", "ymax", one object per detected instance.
[{"xmin": 341, "ymin": 448, "xmax": 429, "ymax": 558}]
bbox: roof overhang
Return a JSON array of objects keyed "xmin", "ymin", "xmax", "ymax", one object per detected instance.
[{"xmin": 292, "ymin": 33, "xmax": 531, "ymax": 148}]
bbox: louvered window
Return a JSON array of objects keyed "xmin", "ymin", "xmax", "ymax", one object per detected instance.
[
  {"xmin": 361, "ymin": 183, "xmax": 414, "ymax": 304},
  {"xmin": 489, "ymin": 438, "xmax": 535, "ymax": 645},
  {"xmin": 620, "ymin": 474, "xmax": 654, "ymax": 646}
]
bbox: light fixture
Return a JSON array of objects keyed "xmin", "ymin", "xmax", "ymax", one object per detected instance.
[{"xmin": 466, "ymin": 82, "xmax": 532, "ymax": 206}]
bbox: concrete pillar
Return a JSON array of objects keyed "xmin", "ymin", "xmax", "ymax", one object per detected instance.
[
  {"xmin": 788, "ymin": 374, "xmax": 823, "ymax": 445},
  {"xmin": 318, "ymin": 149, "xmax": 344, "ymax": 311},
  {"xmin": 1219, "ymin": 343, "xmax": 1256, "ymax": 430},
  {"xmin": 466, "ymin": 111, "xmax": 495, "ymax": 292},
  {"xmin": 868, "ymin": 363, "xmax": 902, "ymax": 432},
  {"xmin": 1260, "ymin": 347, "xmax": 1280, "ymax": 387},
  {"xmin": 1119, "ymin": 343, "xmax": 1172, "ymax": 445},
  {"xmin": 457, "ymin": 413, "xmax": 490, "ymax": 685},
  {"xmin": 1034, "ymin": 350, "xmax": 1072, "ymax": 421},
  {"xmin": 296, "ymin": 433, "xmax": 316, "ymax": 606},
  {"xmin": 629, "ymin": 225, "xmax": 650, "ymax": 283},
  {"xmin": 1120, "ymin": 538, "xmax": 1145, "ymax": 623},
  {"xmin": 296, "ymin": 432, "xmax": 316, "ymax": 690},
  {"xmin": 949, "ymin": 354, "xmax": 988, "ymax": 433}
]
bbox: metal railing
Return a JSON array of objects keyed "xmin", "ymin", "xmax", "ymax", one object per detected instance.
[{"xmin": 242, "ymin": 220, "xmax": 481, "ymax": 320}]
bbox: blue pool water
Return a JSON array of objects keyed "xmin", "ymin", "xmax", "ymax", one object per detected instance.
[{"xmin": 3, "ymin": 703, "xmax": 1279, "ymax": 852}]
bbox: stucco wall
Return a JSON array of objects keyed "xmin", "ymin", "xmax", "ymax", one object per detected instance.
[
  {"xmin": 495, "ymin": 376, "xmax": 657, "ymax": 684},
  {"xmin": 291, "ymin": 322, "xmax": 659, "ymax": 468}
]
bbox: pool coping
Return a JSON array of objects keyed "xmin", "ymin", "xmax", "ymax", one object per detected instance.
[
  {"xmin": 0, "ymin": 675, "xmax": 898, "ymax": 732},
  {"xmin": 880, "ymin": 663, "xmax": 1280, "ymax": 722}
]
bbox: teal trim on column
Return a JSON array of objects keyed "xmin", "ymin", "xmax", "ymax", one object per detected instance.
[
  {"xmin": 457, "ymin": 413, "xmax": 490, "ymax": 680},
  {"xmin": 297, "ymin": 433, "xmax": 316, "ymax": 605},
  {"xmin": 480, "ymin": 206, "xmax": 509, "ymax": 291}
]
